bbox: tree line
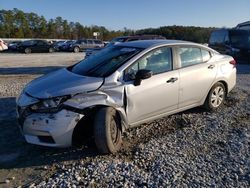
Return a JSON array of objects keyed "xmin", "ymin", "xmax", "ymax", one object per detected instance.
[{"xmin": 0, "ymin": 9, "xmax": 216, "ymax": 43}]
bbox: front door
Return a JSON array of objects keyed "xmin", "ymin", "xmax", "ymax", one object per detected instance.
[{"xmin": 124, "ymin": 47, "xmax": 179, "ymax": 125}]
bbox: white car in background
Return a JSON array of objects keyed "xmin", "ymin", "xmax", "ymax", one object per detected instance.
[
  {"xmin": 16, "ymin": 40, "xmax": 236, "ymax": 154},
  {"xmin": 0, "ymin": 39, "xmax": 8, "ymax": 51}
]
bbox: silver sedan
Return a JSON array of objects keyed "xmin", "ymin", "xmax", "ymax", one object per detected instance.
[{"xmin": 16, "ymin": 40, "xmax": 236, "ymax": 154}]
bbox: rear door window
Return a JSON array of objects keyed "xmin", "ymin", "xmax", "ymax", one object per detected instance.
[
  {"xmin": 37, "ymin": 40, "xmax": 46, "ymax": 45},
  {"xmin": 178, "ymin": 47, "xmax": 203, "ymax": 67},
  {"xmin": 87, "ymin": 40, "xmax": 94, "ymax": 44},
  {"xmin": 94, "ymin": 40, "xmax": 102, "ymax": 44},
  {"xmin": 81, "ymin": 40, "xmax": 87, "ymax": 44},
  {"xmin": 22, "ymin": 40, "xmax": 36, "ymax": 45}
]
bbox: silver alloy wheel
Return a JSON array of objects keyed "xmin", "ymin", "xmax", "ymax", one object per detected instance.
[{"xmin": 210, "ymin": 86, "xmax": 224, "ymax": 108}]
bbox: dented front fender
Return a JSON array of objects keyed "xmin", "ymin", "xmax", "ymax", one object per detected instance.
[{"xmin": 63, "ymin": 87, "xmax": 128, "ymax": 129}]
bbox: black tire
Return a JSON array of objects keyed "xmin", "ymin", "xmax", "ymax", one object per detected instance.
[
  {"xmin": 94, "ymin": 107, "xmax": 122, "ymax": 154},
  {"xmin": 74, "ymin": 47, "xmax": 80, "ymax": 53},
  {"xmin": 49, "ymin": 47, "xmax": 54, "ymax": 53},
  {"xmin": 24, "ymin": 48, "xmax": 31, "ymax": 54},
  {"xmin": 204, "ymin": 82, "xmax": 226, "ymax": 111}
]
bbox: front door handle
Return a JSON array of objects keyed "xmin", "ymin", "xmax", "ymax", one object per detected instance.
[
  {"xmin": 208, "ymin": 65, "xmax": 215, "ymax": 69},
  {"xmin": 166, "ymin": 77, "xmax": 178, "ymax": 83}
]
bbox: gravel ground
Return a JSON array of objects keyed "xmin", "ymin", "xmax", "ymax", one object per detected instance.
[
  {"xmin": 0, "ymin": 53, "xmax": 249, "ymax": 187},
  {"xmin": 35, "ymin": 84, "xmax": 250, "ymax": 188}
]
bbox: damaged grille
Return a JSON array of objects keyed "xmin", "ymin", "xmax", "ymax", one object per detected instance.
[
  {"xmin": 38, "ymin": 136, "xmax": 55, "ymax": 144},
  {"xmin": 17, "ymin": 105, "xmax": 32, "ymax": 127}
]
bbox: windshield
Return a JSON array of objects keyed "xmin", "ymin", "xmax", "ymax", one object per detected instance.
[
  {"xmin": 71, "ymin": 46, "xmax": 143, "ymax": 77},
  {"xmin": 230, "ymin": 30, "xmax": 250, "ymax": 49}
]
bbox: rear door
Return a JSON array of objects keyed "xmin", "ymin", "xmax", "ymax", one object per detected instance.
[
  {"xmin": 36, "ymin": 40, "xmax": 49, "ymax": 52},
  {"xmin": 80, "ymin": 40, "xmax": 87, "ymax": 50},
  {"xmin": 29, "ymin": 40, "xmax": 38, "ymax": 52},
  {"xmin": 176, "ymin": 46, "xmax": 217, "ymax": 108},
  {"xmin": 124, "ymin": 46, "xmax": 179, "ymax": 125},
  {"xmin": 87, "ymin": 39, "xmax": 94, "ymax": 48}
]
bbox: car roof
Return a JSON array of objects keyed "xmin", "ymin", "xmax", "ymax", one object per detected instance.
[{"xmin": 116, "ymin": 39, "xmax": 197, "ymax": 49}]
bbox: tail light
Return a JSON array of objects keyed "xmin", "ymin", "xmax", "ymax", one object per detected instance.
[{"xmin": 229, "ymin": 59, "xmax": 236, "ymax": 68}]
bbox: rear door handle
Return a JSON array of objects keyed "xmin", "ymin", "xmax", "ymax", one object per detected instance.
[
  {"xmin": 166, "ymin": 77, "xmax": 178, "ymax": 83},
  {"xmin": 208, "ymin": 65, "xmax": 215, "ymax": 69}
]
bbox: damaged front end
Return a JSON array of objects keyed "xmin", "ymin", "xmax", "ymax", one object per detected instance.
[
  {"xmin": 16, "ymin": 45, "xmax": 140, "ymax": 148},
  {"xmin": 16, "ymin": 92, "xmax": 83, "ymax": 147},
  {"xmin": 16, "ymin": 84, "xmax": 127, "ymax": 147}
]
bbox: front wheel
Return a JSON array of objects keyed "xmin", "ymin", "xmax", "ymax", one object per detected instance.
[
  {"xmin": 204, "ymin": 82, "xmax": 226, "ymax": 111},
  {"xmin": 94, "ymin": 107, "xmax": 122, "ymax": 154},
  {"xmin": 73, "ymin": 47, "xmax": 80, "ymax": 53},
  {"xmin": 24, "ymin": 48, "xmax": 31, "ymax": 54}
]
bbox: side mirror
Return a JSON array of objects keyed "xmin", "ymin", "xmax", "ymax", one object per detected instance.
[{"xmin": 134, "ymin": 69, "xmax": 152, "ymax": 86}]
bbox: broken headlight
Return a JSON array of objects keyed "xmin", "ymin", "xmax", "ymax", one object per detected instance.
[{"xmin": 30, "ymin": 96, "xmax": 68, "ymax": 112}]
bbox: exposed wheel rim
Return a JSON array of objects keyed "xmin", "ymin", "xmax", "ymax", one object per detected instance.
[
  {"xmin": 210, "ymin": 86, "xmax": 224, "ymax": 108},
  {"xmin": 110, "ymin": 116, "xmax": 120, "ymax": 146}
]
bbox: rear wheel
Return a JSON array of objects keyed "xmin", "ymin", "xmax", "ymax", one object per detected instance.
[
  {"xmin": 204, "ymin": 82, "xmax": 226, "ymax": 111},
  {"xmin": 49, "ymin": 47, "xmax": 54, "ymax": 53},
  {"xmin": 74, "ymin": 47, "xmax": 80, "ymax": 53},
  {"xmin": 94, "ymin": 107, "xmax": 122, "ymax": 154},
  {"xmin": 24, "ymin": 48, "xmax": 31, "ymax": 54}
]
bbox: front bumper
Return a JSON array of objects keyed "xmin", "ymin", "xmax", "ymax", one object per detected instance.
[{"xmin": 18, "ymin": 109, "xmax": 82, "ymax": 147}]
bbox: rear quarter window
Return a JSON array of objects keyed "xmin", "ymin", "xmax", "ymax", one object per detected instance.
[{"xmin": 201, "ymin": 49, "xmax": 211, "ymax": 62}]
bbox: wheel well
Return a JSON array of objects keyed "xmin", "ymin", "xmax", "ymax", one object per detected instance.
[
  {"xmin": 72, "ymin": 105, "xmax": 123, "ymax": 146},
  {"xmin": 217, "ymin": 80, "xmax": 228, "ymax": 96}
]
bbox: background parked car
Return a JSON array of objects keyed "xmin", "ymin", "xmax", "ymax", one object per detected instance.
[
  {"xmin": 69, "ymin": 39, "xmax": 104, "ymax": 53},
  {"xmin": 0, "ymin": 39, "xmax": 8, "ymax": 51},
  {"xmin": 85, "ymin": 35, "xmax": 166, "ymax": 58},
  {"xmin": 16, "ymin": 40, "xmax": 236, "ymax": 154},
  {"xmin": 209, "ymin": 29, "xmax": 250, "ymax": 62},
  {"xmin": 52, "ymin": 40, "xmax": 67, "ymax": 51},
  {"xmin": 8, "ymin": 40, "xmax": 22, "ymax": 51},
  {"xmin": 18, "ymin": 39, "xmax": 54, "ymax": 54},
  {"xmin": 108, "ymin": 35, "xmax": 166, "ymax": 45},
  {"xmin": 59, "ymin": 40, "xmax": 76, "ymax": 52},
  {"xmin": 236, "ymin": 21, "xmax": 250, "ymax": 31}
]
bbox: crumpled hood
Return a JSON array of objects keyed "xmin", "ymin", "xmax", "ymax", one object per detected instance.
[{"xmin": 25, "ymin": 68, "xmax": 103, "ymax": 98}]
